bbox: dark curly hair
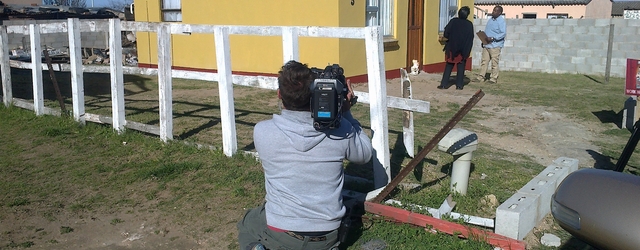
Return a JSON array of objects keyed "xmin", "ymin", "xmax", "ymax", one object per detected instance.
[{"xmin": 278, "ymin": 60, "xmax": 314, "ymax": 111}]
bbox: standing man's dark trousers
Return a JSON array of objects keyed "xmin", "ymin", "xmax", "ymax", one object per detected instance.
[{"xmin": 440, "ymin": 58, "xmax": 467, "ymax": 90}]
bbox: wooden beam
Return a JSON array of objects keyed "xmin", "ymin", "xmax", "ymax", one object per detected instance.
[{"xmin": 364, "ymin": 201, "xmax": 526, "ymax": 250}]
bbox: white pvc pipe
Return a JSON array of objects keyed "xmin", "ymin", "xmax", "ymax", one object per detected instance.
[{"xmin": 451, "ymin": 152, "xmax": 473, "ymax": 195}]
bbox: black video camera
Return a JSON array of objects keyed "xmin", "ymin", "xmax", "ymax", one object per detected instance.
[{"xmin": 309, "ymin": 64, "xmax": 350, "ymax": 131}]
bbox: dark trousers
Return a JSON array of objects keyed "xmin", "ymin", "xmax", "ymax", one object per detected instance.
[
  {"xmin": 440, "ymin": 58, "xmax": 467, "ymax": 88},
  {"xmin": 237, "ymin": 203, "xmax": 339, "ymax": 250}
]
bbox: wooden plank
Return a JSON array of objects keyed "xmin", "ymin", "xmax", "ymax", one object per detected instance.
[
  {"xmin": 215, "ymin": 26, "xmax": 238, "ymax": 156},
  {"xmin": 109, "ymin": 19, "xmax": 126, "ymax": 133},
  {"xmin": 68, "ymin": 18, "xmax": 85, "ymax": 124},
  {"xmin": 85, "ymin": 113, "xmax": 161, "ymax": 135},
  {"xmin": 157, "ymin": 24, "xmax": 173, "ymax": 142},
  {"xmin": 364, "ymin": 25, "xmax": 391, "ymax": 193},
  {"xmin": 400, "ymin": 68, "xmax": 415, "ymax": 158},
  {"xmin": 1, "ymin": 25, "xmax": 12, "ymax": 107},
  {"xmin": 13, "ymin": 98, "xmax": 61, "ymax": 116},
  {"xmin": 354, "ymin": 92, "xmax": 429, "ymax": 113},
  {"xmin": 30, "ymin": 24, "xmax": 44, "ymax": 116},
  {"xmin": 282, "ymin": 27, "xmax": 299, "ymax": 63},
  {"xmin": 364, "ymin": 202, "xmax": 526, "ymax": 250}
]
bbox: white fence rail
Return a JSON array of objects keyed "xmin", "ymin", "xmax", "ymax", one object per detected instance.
[{"xmin": 0, "ymin": 19, "xmax": 431, "ymax": 198}]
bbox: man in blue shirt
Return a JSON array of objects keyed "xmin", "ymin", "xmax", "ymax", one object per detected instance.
[{"xmin": 475, "ymin": 6, "xmax": 506, "ymax": 84}]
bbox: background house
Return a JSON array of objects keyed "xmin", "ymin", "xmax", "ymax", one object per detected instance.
[
  {"xmin": 475, "ymin": 0, "xmax": 612, "ymax": 19},
  {"xmin": 612, "ymin": 0, "xmax": 640, "ymax": 18},
  {"xmin": 133, "ymin": 0, "xmax": 474, "ymax": 81}
]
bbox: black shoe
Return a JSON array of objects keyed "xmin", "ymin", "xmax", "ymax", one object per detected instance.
[
  {"xmin": 456, "ymin": 86, "xmax": 463, "ymax": 90},
  {"xmin": 437, "ymin": 85, "xmax": 446, "ymax": 89}
]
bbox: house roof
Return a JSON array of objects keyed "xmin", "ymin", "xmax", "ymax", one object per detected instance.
[
  {"xmin": 475, "ymin": 0, "xmax": 592, "ymax": 5},
  {"xmin": 612, "ymin": 1, "xmax": 640, "ymax": 16}
]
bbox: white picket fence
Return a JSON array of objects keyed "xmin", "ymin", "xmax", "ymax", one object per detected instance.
[{"xmin": 0, "ymin": 18, "xmax": 430, "ymax": 198}]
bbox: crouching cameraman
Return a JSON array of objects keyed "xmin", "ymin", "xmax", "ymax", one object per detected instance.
[{"xmin": 237, "ymin": 60, "xmax": 373, "ymax": 250}]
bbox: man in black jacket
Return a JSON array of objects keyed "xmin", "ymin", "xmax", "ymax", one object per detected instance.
[{"xmin": 438, "ymin": 6, "xmax": 474, "ymax": 90}]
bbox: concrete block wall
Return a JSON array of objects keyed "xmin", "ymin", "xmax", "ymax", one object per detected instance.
[
  {"xmin": 473, "ymin": 18, "xmax": 640, "ymax": 78},
  {"xmin": 3, "ymin": 19, "xmax": 108, "ymax": 51},
  {"xmin": 495, "ymin": 157, "xmax": 579, "ymax": 240}
]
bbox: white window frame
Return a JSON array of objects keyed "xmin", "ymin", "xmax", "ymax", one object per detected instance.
[
  {"xmin": 162, "ymin": 0, "xmax": 182, "ymax": 22},
  {"xmin": 366, "ymin": 0, "xmax": 394, "ymax": 37},
  {"xmin": 438, "ymin": 0, "xmax": 458, "ymax": 32}
]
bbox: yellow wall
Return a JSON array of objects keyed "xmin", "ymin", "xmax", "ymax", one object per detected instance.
[{"xmin": 134, "ymin": 0, "xmax": 473, "ymax": 77}]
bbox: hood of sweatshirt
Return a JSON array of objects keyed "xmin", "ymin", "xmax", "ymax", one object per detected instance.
[{"xmin": 272, "ymin": 110, "xmax": 326, "ymax": 152}]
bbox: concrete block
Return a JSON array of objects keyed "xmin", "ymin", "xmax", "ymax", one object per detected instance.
[
  {"xmin": 539, "ymin": 165, "xmax": 570, "ymax": 188},
  {"xmin": 564, "ymin": 19, "xmax": 579, "ymax": 26},
  {"xmin": 562, "ymin": 49, "xmax": 578, "ymax": 57},
  {"xmin": 573, "ymin": 26, "xmax": 588, "ymax": 34},
  {"xmin": 595, "ymin": 19, "xmax": 612, "ymax": 27},
  {"xmin": 549, "ymin": 19, "xmax": 564, "ymax": 26},
  {"xmin": 518, "ymin": 61, "xmax": 533, "ymax": 69},
  {"xmin": 628, "ymin": 19, "xmax": 640, "ymax": 27},
  {"xmin": 528, "ymin": 25, "xmax": 543, "ymax": 33},
  {"xmin": 571, "ymin": 56, "xmax": 585, "ymax": 64},
  {"xmin": 553, "ymin": 157, "xmax": 579, "ymax": 172},
  {"xmin": 547, "ymin": 33, "xmax": 562, "ymax": 41},
  {"xmin": 578, "ymin": 19, "xmax": 595, "ymax": 26},
  {"xmin": 521, "ymin": 19, "xmax": 536, "ymax": 26},
  {"xmin": 495, "ymin": 192, "xmax": 539, "ymax": 240},
  {"xmin": 542, "ymin": 26, "xmax": 557, "ymax": 34},
  {"xmin": 611, "ymin": 18, "xmax": 628, "ymax": 27},
  {"xmin": 532, "ymin": 61, "xmax": 550, "ymax": 71},
  {"xmin": 518, "ymin": 176, "xmax": 557, "ymax": 222},
  {"xmin": 514, "ymin": 25, "xmax": 528, "ymax": 33},
  {"xmin": 556, "ymin": 25, "xmax": 572, "ymax": 34},
  {"xmin": 575, "ymin": 63, "xmax": 593, "ymax": 75},
  {"xmin": 535, "ymin": 19, "xmax": 549, "ymax": 26}
]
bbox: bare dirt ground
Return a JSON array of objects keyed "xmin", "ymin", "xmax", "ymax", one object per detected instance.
[{"xmin": 2, "ymin": 71, "xmax": 609, "ymax": 250}]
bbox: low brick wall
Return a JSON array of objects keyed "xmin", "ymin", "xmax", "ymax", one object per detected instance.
[{"xmin": 472, "ymin": 18, "xmax": 640, "ymax": 78}]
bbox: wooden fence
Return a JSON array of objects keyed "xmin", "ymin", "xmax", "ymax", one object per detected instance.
[{"xmin": 0, "ymin": 19, "xmax": 430, "ymax": 199}]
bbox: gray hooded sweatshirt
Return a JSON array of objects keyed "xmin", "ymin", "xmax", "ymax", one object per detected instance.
[{"xmin": 254, "ymin": 109, "xmax": 373, "ymax": 232}]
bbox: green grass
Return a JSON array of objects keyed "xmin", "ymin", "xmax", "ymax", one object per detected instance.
[{"xmin": 1, "ymin": 69, "xmax": 638, "ymax": 249}]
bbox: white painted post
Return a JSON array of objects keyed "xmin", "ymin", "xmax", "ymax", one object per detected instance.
[
  {"xmin": 157, "ymin": 24, "xmax": 173, "ymax": 142},
  {"xmin": 68, "ymin": 18, "xmax": 85, "ymax": 124},
  {"xmin": 282, "ymin": 27, "xmax": 299, "ymax": 63},
  {"xmin": 30, "ymin": 24, "xmax": 44, "ymax": 116},
  {"xmin": 364, "ymin": 26, "xmax": 390, "ymax": 191},
  {"xmin": 214, "ymin": 26, "xmax": 238, "ymax": 156},
  {"xmin": 109, "ymin": 19, "xmax": 125, "ymax": 133},
  {"xmin": 0, "ymin": 25, "xmax": 12, "ymax": 107}
]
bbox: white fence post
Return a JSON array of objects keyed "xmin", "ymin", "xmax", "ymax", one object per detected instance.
[
  {"xmin": 68, "ymin": 18, "xmax": 85, "ymax": 124},
  {"xmin": 158, "ymin": 23, "xmax": 173, "ymax": 142},
  {"xmin": 0, "ymin": 25, "xmax": 11, "ymax": 107},
  {"xmin": 364, "ymin": 26, "xmax": 391, "ymax": 192},
  {"xmin": 282, "ymin": 27, "xmax": 299, "ymax": 63},
  {"xmin": 109, "ymin": 18, "xmax": 125, "ymax": 133},
  {"xmin": 214, "ymin": 26, "xmax": 238, "ymax": 156},
  {"xmin": 29, "ymin": 24, "xmax": 44, "ymax": 116}
]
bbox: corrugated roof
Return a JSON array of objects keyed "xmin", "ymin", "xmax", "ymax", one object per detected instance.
[
  {"xmin": 475, "ymin": 0, "xmax": 592, "ymax": 5},
  {"xmin": 612, "ymin": 1, "xmax": 640, "ymax": 16}
]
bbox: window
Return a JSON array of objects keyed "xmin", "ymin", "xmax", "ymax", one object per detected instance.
[
  {"xmin": 547, "ymin": 13, "xmax": 568, "ymax": 19},
  {"xmin": 366, "ymin": 0, "xmax": 394, "ymax": 37},
  {"xmin": 162, "ymin": 0, "xmax": 182, "ymax": 22},
  {"xmin": 522, "ymin": 13, "xmax": 537, "ymax": 19},
  {"xmin": 438, "ymin": 0, "xmax": 458, "ymax": 32}
]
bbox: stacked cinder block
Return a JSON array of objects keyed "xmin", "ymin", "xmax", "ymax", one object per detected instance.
[{"xmin": 495, "ymin": 157, "xmax": 579, "ymax": 240}]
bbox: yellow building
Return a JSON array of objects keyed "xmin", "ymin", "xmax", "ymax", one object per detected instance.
[{"xmin": 133, "ymin": 0, "xmax": 474, "ymax": 81}]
